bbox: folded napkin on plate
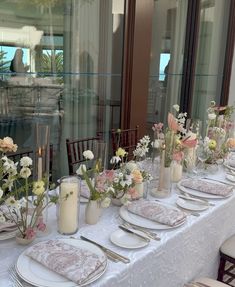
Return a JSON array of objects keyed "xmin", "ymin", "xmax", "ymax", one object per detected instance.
[
  {"xmin": 25, "ymin": 240, "xmax": 106, "ymax": 285},
  {"xmin": 181, "ymin": 179, "xmax": 233, "ymax": 197},
  {"xmin": 127, "ymin": 200, "xmax": 186, "ymax": 227},
  {"xmin": 0, "ymin": 221, "xmax": 17, "ymax": 232}
]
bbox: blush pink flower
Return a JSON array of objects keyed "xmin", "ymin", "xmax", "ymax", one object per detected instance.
[
  {"xmin": 182, "ymin": 138, "xmax": 197, "ymax": 148},
  {"xmin": 168, "ymin": 113, "xmax": 180, "ymax": 132},
  {"xmin": 172, "ymin": 151, "xmax": 184, "ymax": 162},
  {"xmin": 131, "ymin": 169, "xmax": 143, "ymax": 184},
  {"xmin": 127, "ymin": 187, "xmax": 139, "ymax": 199},
  {"xmin": 36, "ymin": 218, "xmax": 46, "ymax": 232},
  {"xmin": 25, "ymin": 227, "xmax": 36, "ymax": 239}
]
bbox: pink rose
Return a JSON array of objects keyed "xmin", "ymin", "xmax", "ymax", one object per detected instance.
[
  {"xmin": 127, "ymin": 187, "xmax": 139, "ymax": 199},
  {"xmin": 36, "ymin": 218, "xmax": 46, "ymax": 232},
  {"xmin": 25, "ymin": 227, "xmax": 36, "ymax": 239},
  {"xmin": 172, "ymin": 151, "xmax": 184, "ymax": 162}
]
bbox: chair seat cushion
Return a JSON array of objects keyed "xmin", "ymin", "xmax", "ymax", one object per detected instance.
[
  {"xmin": 220, "ymin": 234, "xmax": 235, "ymax": 258},
  {"xmin": 197, "ymin": 277, "xmax": 230, "ymax": 286}
]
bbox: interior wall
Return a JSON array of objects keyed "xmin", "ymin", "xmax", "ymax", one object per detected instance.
[{"xmin": 228, "ymin": 46, "xmax": 235, "ymax": 120}]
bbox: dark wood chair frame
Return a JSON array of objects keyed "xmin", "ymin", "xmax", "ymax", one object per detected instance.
[
  {"xmin": 111, "ymin": 126, "xmax": 139, "ymax": 159},
  {"xmin": 66, "ymin": 136, "xmax": 101, "ymax": 175},
  {"xmin": 217, "ymin": 251, "xmax": 235, "ymax": 285}
]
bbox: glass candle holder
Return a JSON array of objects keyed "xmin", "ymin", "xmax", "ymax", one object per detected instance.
[{"xmin": 57, "ymin": 176, "xmax": 80, "ymax": 235}]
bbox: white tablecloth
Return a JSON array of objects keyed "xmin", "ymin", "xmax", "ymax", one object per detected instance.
[{"xmin": 1, "ymin": 168, "xmax": 235, "ymax": 287}]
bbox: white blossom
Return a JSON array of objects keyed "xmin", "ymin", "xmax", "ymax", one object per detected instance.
[
  {"xmin": 20, "ymin": 156, "xmax": 33, "ymax": 167},
  {"xmin": 110, "ymin": 156, "xmax": 121, "ymax": 164},
  {"xmin": 208, "ymin": 113, "xmax": 216, "ymax": 120},
  {"xmin": 76, "ymin": 164, "xmax": 87, "ymax": 175},
  {"xmin": 101, "ymin": 197, "xmax": 111, "ymax": 208},
  {"xmin": 5, "ymin": 196, "xmax": 19, "ymax": 209},
  {"xmin": 83, "ymin": 150, "xmax": 94, "ymax": 160},
  {"xmin": 173, "ymin": 104, "xmax": 180, "ymax": 112},
  {"xmin": 20, "ymin": 167, "xmax": 31, "ymax": 179}
]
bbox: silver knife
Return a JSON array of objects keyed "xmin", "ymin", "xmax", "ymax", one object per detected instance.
[
  {"xmin": 118, "ymin": 225, "xmax": 150, "ymax": 242},
  {"xmin": 80, "ymin": 236, "xmax": 130, "ymax": 264},
  {"xmin": 203, "ymin": 177, "xmax": 235, "ymax": 186},
  {"xmin": 179, "ymin": 195, "xmax": 209, "ymax": 206}
]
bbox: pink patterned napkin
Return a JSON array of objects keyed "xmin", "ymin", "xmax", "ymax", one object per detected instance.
[
  {"xmin": 0, "ymin": 221, "xmax": 17, "ymax": 233},
  {"xmin": 181, "ymin": 179, "xmax": 233, "ymax": 197},
  {"xmin": 25, "ymin": 240, "xmax": 106, "ymax": 285},
  {"xmin": 127, "ymin": 200, "xmax": 186, "ymax": 227}
]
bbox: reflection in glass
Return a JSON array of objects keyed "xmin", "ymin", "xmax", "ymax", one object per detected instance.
[{"xmin": 0, "ymin": 0, "xmax": 125, "ymax": 179}]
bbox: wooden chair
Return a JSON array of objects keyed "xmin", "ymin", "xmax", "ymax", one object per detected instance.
[
  {"xmin": 111, "ymin": 126, "xmax": 139, "ymax": 159},
  {"xmin": 217, "ymin": 234, "xmax": 235, "ymax": 285},
  {"xmin": 66, "ymin": 136, "xmax": 101, "ymax": 175},
  {"xmin": 8, "ymin": 144, "xmax": 54, "ymax": 181},
  {"xmin": 185, "ymin": 278, "xmax": 230, "ymax": 287}
]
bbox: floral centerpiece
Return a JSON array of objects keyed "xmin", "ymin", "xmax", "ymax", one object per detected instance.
[
  {"xmin": 110, "ymin": 144, "xmax": 152, "ymax": 205},
  {"xmin": 204, "ymin": 101, "xmax": 235, "ymax": 164},
  {"xmin": 76, "ymin": 150, "xmax": 112, "ymax": 208},
  {"xmin": 0, "ymin": 137, "xmax": 57, "ymax": 241}
]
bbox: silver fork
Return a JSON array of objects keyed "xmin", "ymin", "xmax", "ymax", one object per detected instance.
[
  {"xmin": 121, "ymin": 221, "xmax": 161, "ymax": 240},
  {"xmin": 9, "ymin": 265, "xmax": 23, "ymax": 287}
]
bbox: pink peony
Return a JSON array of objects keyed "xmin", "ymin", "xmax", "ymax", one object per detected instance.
[
  {"xmin": 127, "ymin": 187, "xmax": 139, "ymax": 199},
  {"xmin": 25, "ymin": 227, "xmax": 36, "ymax": 239},
  {"xmin": 36, "ymin": 218, "xmax": 46, "ymax": 232}
]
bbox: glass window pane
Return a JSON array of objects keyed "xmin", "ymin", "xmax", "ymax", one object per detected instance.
[
  {"xmin": 191, "ymin": 0, "xmax": 231, "ymax": 135},
  {"xmin": 148, "ymin": 0, "xmax": 188, "ymax": 133},
  {"xmin": 0, "ymin": 0, "xmax": 125, "ymax": 178}
]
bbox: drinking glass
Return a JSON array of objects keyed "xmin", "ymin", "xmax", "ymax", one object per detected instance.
[{"xmin": 195, "ymin": 141, "xmax": 209, "ymax": 176}]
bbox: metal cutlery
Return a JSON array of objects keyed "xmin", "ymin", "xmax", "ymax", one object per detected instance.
[
  {"xmin": 155, "ymin": 199, "xmax": 200, "ymax": 217},
  {"xmin": 118, "ymin": 225, "xmax": 150, "ymax": 243},
  {"xmin": 80, "ymin": 236, "xmax": 130, "ymax": 264},
  {"xmin": 202, "ymin": 177, "xmax": 235, "ymax": 186},
  {"xmin": 121, "ymin": 222, "xmax": 161, "ymax": 241},
  {"xmin": 177, "ymin": 188, "xmax": 215, "ymax": 206},
  {"xmin": 179, "ymin": 195, "xmax": 209, "ymax": 206},
  {"xmin": 70, "ymin": 236, "xmax": 119, "ymax": 263},
  {"xmin": 9, "ymin": 265, "xmax": 24, "ymax": 287}
]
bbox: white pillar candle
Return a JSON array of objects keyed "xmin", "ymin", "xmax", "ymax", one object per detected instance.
[
  {"xmin": 37, "ymin": 147, "xmax": 43, "ymax": 180},
  {"xmin": 58, "ymin": 180, "xmax": 79, "ymax": 234}
]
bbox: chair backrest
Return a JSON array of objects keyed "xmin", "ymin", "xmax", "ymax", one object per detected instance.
[
  {"xmin": 66, "ymin": 136, "xmax": 101, "ymax": 175},
  {"xmin": 111, "ymin": 126, "xmax": 139, "ymax": 159},
  {"xmin": 7, "ymin": 144, "xmax": 53, "ymax": 181}
]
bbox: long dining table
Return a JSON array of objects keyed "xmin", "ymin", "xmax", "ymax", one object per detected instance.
[{"xmin": 1, "ymin": 166, "xmax": 235, "ymax": 287}]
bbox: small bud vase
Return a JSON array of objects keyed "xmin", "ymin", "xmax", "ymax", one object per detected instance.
[
  {"xmin": 15, "ymin": 232, "xmax": 36, "ymax": 245},
  {"xmin": 85, "ymin": 200, "xmax": 102, "ymax": 225}
]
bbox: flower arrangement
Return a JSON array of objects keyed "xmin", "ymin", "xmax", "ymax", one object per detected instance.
[
  {"xmin": 152, "ymin": 105, "xmax": 197, "ymax": 168},
  {"xmin": 0, "ymin": 137, "xmax": 57, "ymax": 240},
  {"xmin": 205, "ymin": 101, "xmax": 235, "ymax": 163},
  {"xmin": 133, "ymin": 135, "xmax": 151, "ymax": 159},
  {"xmin": 76, "ymin": 150, "xmax": 112, "ymax": 208},
  {"xmin": 109, "ymin": 148, "xmax": 152, "ymax": 204}
]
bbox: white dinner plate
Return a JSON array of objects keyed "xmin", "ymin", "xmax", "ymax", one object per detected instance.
[
  {"xmin": 226, "ymin": 174, "xmax": 235, "ymax": 182},
  {"xmin": 176, "ymin": 198, "xmax": 208, "ymax": 212},
  {"xmin": 16, "ymin": 238, "xmax": 107, "ymax": 287},
  {"xmin": 119, "ymin": 205, "xmax": 186, "ymax": 230},
  {"xmin": 224, "ymin": 162, "xmax": 235, "ymax": 171},
  {"xmin": 177, "ymin": 181, "xmax": 233, "ymax": 199},
  {"xmin": 110, "ymin": 229, "xmax": 149, "ymax": 249}
]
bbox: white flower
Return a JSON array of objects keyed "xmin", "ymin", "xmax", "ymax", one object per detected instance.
[
  {"xmin": 3, "ymin": 178, "xmax": 14, "ymax": 191},
  {"xmin": 76, "ymin": 164, "xmax": 87, "ymax": 175},
  {"xmin": 5, "ymin": 196, "xmax": 19, "ymax": 209},
  {"xmin": 113, "ymin": 177, "xmax": 119, "ymax": 183},
  {"xmin": 33, "ymin": 180, "xmax": 45, "ymax": 195},
  {"xmin": 107, "ymin": 186, "xmax": 115, "ymax": 194},
  {"xmin": 0, "ymin": 188, "xmax": 3, "ymax": 199},
  {"xmin": 0, "ymin": 213, "xmax": 6, "ymax": 223},
  {"xmin": 3, "ymin": 158, "xmax": 16, "ymax": 172},
  {"xmin": 83, "ymin": 150, "xmax": 94, "ymax": 160},
  {"xmin": 20, "ymin": 167, "xmax": 31, "ymax": 179},
  {"xmin": 110, "ymin": 156, "xmax": 121, "ymax": 164},
  {"xmin": 125, "ymin": 161, "xmax": 138, "ymax": 172},
  {"xmin": 118, "ymin": 172, "xmax": 123, "ymax": 179},
  {"xmin": 208, "ymin": 113, "xmax": 216, "ymax": 120},
  {"xmin": 101, "ymin": 197, "xmax": 111, "ymax": 208},
  {"xmin": 153, "ymin": 139, "xmax": 160, "ymax": 149},
  {"xmin": 20, "ymin": 156, "xmax": 33, "ymax": 167},
  {"xmin": 173, "ymin": 104, "xmax": 180, "ymax": 112}
]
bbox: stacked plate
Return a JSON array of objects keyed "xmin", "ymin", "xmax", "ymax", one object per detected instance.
[{"xmin": 15, "ymin": 238, "xmax": 107, "ymax": 287}]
